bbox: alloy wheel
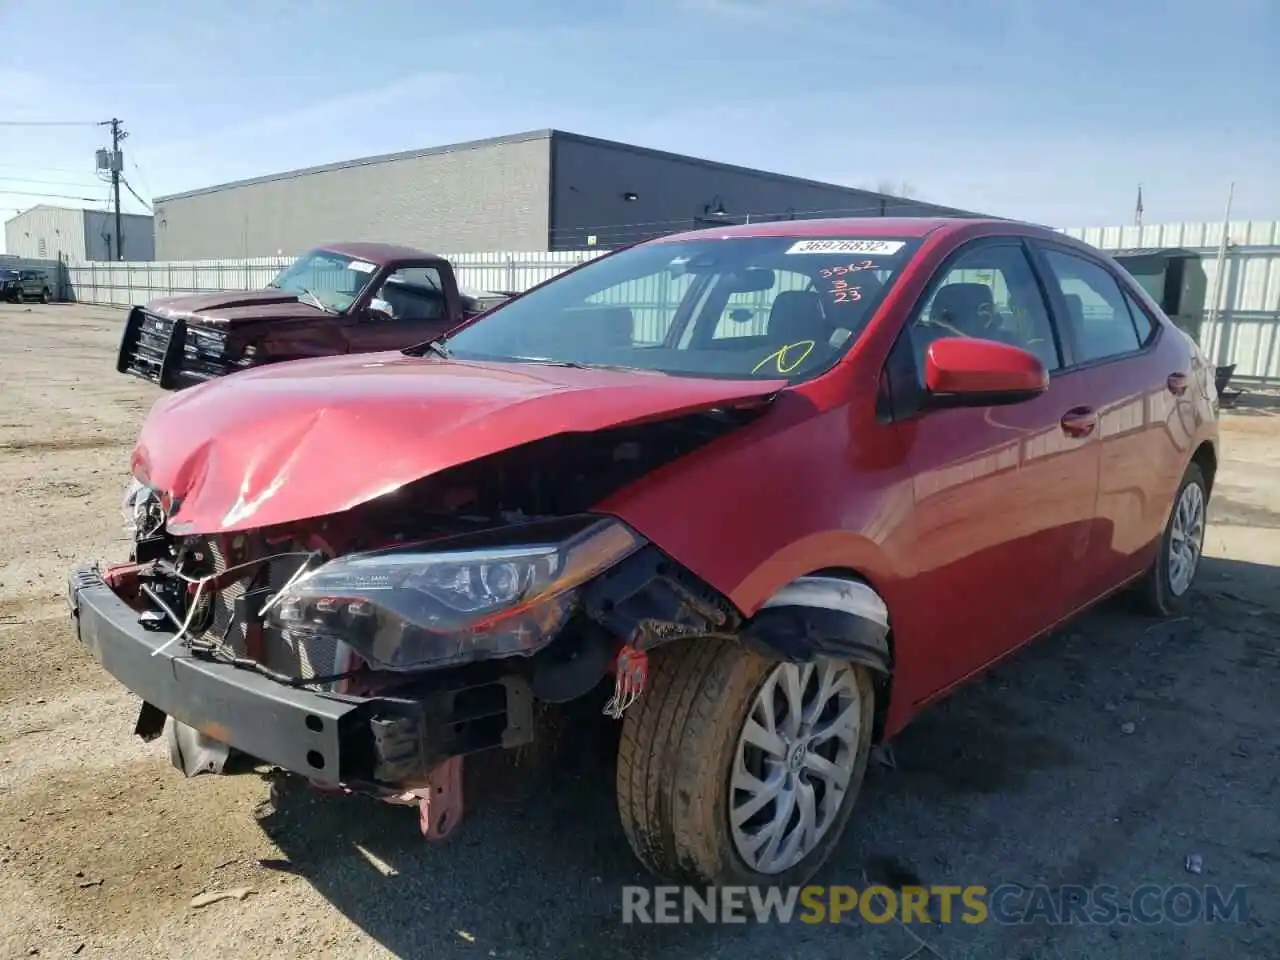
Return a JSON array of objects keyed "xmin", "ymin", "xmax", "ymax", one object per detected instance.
[
  {"xmin": 729, "ymin": 657, "xmax": 862, "ymax": 875},
  {"xmin": 1168, "ymin": 480, "xmax": 1206, "ymax": 596}
]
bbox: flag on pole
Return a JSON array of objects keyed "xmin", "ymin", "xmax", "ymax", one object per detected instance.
[{"xmin": 1135, "ymin": 184, "xmax": 1144, "ymax": 226}]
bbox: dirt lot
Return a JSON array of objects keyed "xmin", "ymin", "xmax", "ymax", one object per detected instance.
[{"xmin": 1, "ymin": 302, "xmax": 1277, "ymax": 959}]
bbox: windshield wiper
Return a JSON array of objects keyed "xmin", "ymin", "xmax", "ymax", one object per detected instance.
[
  {"xmin": 295, "ymin": 287, "xmax": 333, "ymax": 314},
  {"xmin": 402, "ymin": 335, "xmax": 451, "ymax": 359},
  {"xmin": 503, "ymin": 355, "xmax": 587, "ymax": 368},
  {"xmin": 504, "ymin": 356, "xmax": 663, "ymax": 374}
]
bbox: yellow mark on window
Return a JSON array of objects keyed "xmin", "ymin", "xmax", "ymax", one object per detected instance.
[{"xmin": 752, "ymin": 339, "xmax": 816, "ymax": 374}]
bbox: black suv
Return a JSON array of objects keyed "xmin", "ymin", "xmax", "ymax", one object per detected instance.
[{"xmin": 1, "ymin": 268, "xmax": 53, "ymax": 303}]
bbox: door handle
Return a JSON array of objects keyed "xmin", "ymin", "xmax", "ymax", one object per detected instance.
[
  {"xmin": 1167, "ymin": 372, "xmax": 1189, "ymax": 396},
  {"xmin": 1061, "ymin": 406, "xmax": 1097, "ymax": 438}
]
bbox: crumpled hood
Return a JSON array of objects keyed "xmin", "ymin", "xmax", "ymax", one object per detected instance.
[
  {"xmin": 132, "ymin": 351, "xmax": 785, "ymax": 534},
  {"xmin": 147, "ymin": 289, "xmax": 324, "ymax": 327}
]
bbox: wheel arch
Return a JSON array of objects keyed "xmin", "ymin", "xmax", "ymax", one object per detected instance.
[
  {"xmin": 741, "ymin": 566, "xmax": 896, "ymax": 741},
  {"xmin": 1191, "ymin": 440, "xmax": 1217, "ymax": 495}
]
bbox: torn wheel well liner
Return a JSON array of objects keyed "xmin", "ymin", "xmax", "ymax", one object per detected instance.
[{"xmin": 743, "ymin": 572, "xmax": 894, "ymax": 740}]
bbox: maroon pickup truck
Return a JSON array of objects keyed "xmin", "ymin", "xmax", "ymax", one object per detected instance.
[{"xmin": 117, "ymin": 242, "xmax": 511, "ymax": 390}]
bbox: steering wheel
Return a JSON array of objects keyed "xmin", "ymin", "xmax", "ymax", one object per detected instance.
[{"xmin": 919, "ymin": 316, "xmax": 970, "ymax": 339}]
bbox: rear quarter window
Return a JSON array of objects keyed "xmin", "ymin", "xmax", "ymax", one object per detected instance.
[{"xmin": 1121, "ymin": 289, "xmax": 1157, "ymax": 346}]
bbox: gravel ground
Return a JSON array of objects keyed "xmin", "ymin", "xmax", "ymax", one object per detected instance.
[{"xmin": 1, "ymin": 302, "xmax": 1277, "ymax": 960}]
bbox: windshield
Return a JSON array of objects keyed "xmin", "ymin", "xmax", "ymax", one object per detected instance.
[
  {"xmin": 442, "ymin": 235, "xmax": 920, "ymax": 381},
  {"xmin": 268, "ymin": 248, "xmax": 380, "ymax": 313}
]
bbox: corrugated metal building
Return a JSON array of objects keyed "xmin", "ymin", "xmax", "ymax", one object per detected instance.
[
  {"xmin": 3, "ymin": 205, "xmax": 155, "ymax": 262},
  {"xmin": 152, "ymin": 129, "xmax": 990, "ymax": 260}
]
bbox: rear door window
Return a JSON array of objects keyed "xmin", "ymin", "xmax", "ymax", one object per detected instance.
[{"xmin": 1040, "ymin": 248, "xmax": 1145, "ymax": 363}]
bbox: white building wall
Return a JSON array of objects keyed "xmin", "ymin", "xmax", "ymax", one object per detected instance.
[
  {"xmin": 4, "ymin": 206, "xmax": 87, "ymax": 261},
  {"xmin": 2, "ymin": 206, "xmax": 155, "ymax": 262}
]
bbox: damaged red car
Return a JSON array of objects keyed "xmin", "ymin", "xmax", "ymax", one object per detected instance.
[{"xmin": 67, "ymin": 217, "xmax": 1219, "ymax": 885}]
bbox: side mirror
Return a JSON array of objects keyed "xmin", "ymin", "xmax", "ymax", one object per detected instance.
[
  {"xmin": 924, "ymin": 336, "xmax": 1048, "ymax": 407},
  {"xmin": 367, "ymin": 297, "xmax": 393, "ymax": 321}
]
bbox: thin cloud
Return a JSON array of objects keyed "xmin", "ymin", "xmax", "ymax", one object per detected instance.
[
  {"xmin": 675, "ymin": 0, "xmax": 875, "ymax": 29},
  {"xmin": 144, "ymin": 72, "xmax": 460, "ymax": 161}
]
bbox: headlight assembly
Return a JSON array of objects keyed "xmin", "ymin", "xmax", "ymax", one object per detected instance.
[
  {"xmin": 122, "ymin": 476, "xmax": 166, "ymax": 539},
  {"xmin": 267, "ymin": 517, "xmax": 645, "ymax": 672},
  {"xmin": 185, "ymin": 329, "xmax": 227, "ymax": 359}
]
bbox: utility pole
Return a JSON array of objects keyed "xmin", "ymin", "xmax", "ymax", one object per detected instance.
[
  {"xmin": 110, "ymin": 118, "xmax": 125, "ymax": 260},
  {"xmin": 98, "ymin": 118, "xmax": 127, "ymax": 259}
]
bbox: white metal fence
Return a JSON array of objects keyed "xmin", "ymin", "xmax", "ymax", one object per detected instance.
[
  {"xmin": 1063, "ymin": 220, "xmax": 1280, "ymax": 382},
  {"xmin": 51, "ymin": 220, "xmax": 1280, "ymax": 383},
  {"xmin": 64, "ymin": 251, "xmax": 606, "ymax": 308}
]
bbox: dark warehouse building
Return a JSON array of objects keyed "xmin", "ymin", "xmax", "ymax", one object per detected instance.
[{"xmin": 153, "ymin": 129, "xmax": 989, "ymax": 259}]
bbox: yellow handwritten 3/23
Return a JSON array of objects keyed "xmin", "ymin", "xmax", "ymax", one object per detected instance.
[{"xmin": 797, "ymin": 885, "xmax": 989, "ymax": 924}]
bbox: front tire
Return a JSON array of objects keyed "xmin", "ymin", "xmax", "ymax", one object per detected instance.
[
  {"xmin": 1137, "ymin": 462, "xmax": 1208, "ymax": 616},
  {"xmin": 616, "ymin": 638, "xmax": 874, "ymax": 885}
]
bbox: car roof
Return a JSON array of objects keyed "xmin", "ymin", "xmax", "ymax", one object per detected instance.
[
  {"xmin": 316, "ymin": 241, "xmax": 443, "ymax": 264},
  {"xmin": 652, "ymin": 216, "xmax": 1060, "ymax": 244}
]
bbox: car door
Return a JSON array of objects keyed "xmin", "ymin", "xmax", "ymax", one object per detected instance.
[
  {"xmin": 888, "ymin": 238, "xmax": 1103, "ymax": 697},
  {"xmin": 345, "ymin": 264, "xmax": 455, "ymax": 352},
  {"xmin": 1028, "ymin": 240, "xmax": 1187, "ymax": 600}
]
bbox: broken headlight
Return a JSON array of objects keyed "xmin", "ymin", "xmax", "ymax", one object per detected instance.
[
  {"xmin": 267, "ymin": 517, "xmax": 644, "ymax": 672},
  {"xmin": 122, "ymin": 476, "xmax": 166, "ymax": 539}
]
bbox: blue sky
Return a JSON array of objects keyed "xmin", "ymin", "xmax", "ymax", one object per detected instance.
[{"xmin": 1, "ymin": 0, "xmax": 1276, "ymax": 252}]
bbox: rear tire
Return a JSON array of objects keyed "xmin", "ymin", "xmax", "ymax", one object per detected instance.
[
  {"xmin": 615, "ymin": 638, "xmax": 874, "ymax": 885},
  {"xmin": 1136, "ymin": 462, "xmax": 1208, "ymax": 616}
]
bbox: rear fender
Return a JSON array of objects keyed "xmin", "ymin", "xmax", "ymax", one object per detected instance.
[{"xmin": 740, "ymin": 575, "xmax": 891, "ymax": 675}]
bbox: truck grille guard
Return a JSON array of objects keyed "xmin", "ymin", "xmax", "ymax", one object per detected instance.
[{"xmin": 117, "ymin": 309, "xmax": 233, "ymax": 389}]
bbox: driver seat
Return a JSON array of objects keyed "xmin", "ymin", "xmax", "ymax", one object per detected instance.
[{"xmin": 929, "ymin": 282, "xmax": 995, "ymax": 337}]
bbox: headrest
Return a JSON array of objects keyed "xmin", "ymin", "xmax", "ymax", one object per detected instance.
[
  {"xmin": 930, "ymin": 283, "xmax": 995, "ymax": 330},
  {"xmin": 766, "ymin": 290, "xmax": 830, "ymax": 344}
]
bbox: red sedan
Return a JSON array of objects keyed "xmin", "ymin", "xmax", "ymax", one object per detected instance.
[{"xmin": 68, "ymin": 217, "xmax": 1218, "ymax": 886}]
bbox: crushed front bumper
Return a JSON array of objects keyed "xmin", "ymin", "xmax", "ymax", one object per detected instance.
[{"xmin": 66, "ymin": 563, "xmax": 534, "ymax": 788}]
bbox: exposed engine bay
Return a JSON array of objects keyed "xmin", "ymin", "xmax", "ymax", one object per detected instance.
[{"xmin": 101, "ymin": 409, "xmax": 754, "ymax": 834}]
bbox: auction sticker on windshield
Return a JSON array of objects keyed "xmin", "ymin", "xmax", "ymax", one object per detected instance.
[
  {"xmin": 348, "ymin": 260, "xmax": 376, "ymax": 273},
  {"xmin": 785, "ymin": 240, "xmax": 906, "ymax": 255}
]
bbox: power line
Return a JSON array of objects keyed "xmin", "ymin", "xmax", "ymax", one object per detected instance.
[
  {"xmin": 0, "ymin": 189, "xmax": 105, "ymax": 203},
  {"xmin": 122, "ymin": 177, "xmax": 152, "ymax": 213},
  {"xmin": 0, "ymin": 175, "xmax": 106, "ymax": 188},
  {"xmin": 0, "ymin": 120, "xmax": 102, "ymax": 127},
  {"xmin": 129, "ymin": 156, "xmax": 153, "ymax": 200},
  {"xmin": 0, "ymin": 163, "xmax": 92, "ymax": 174}
]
